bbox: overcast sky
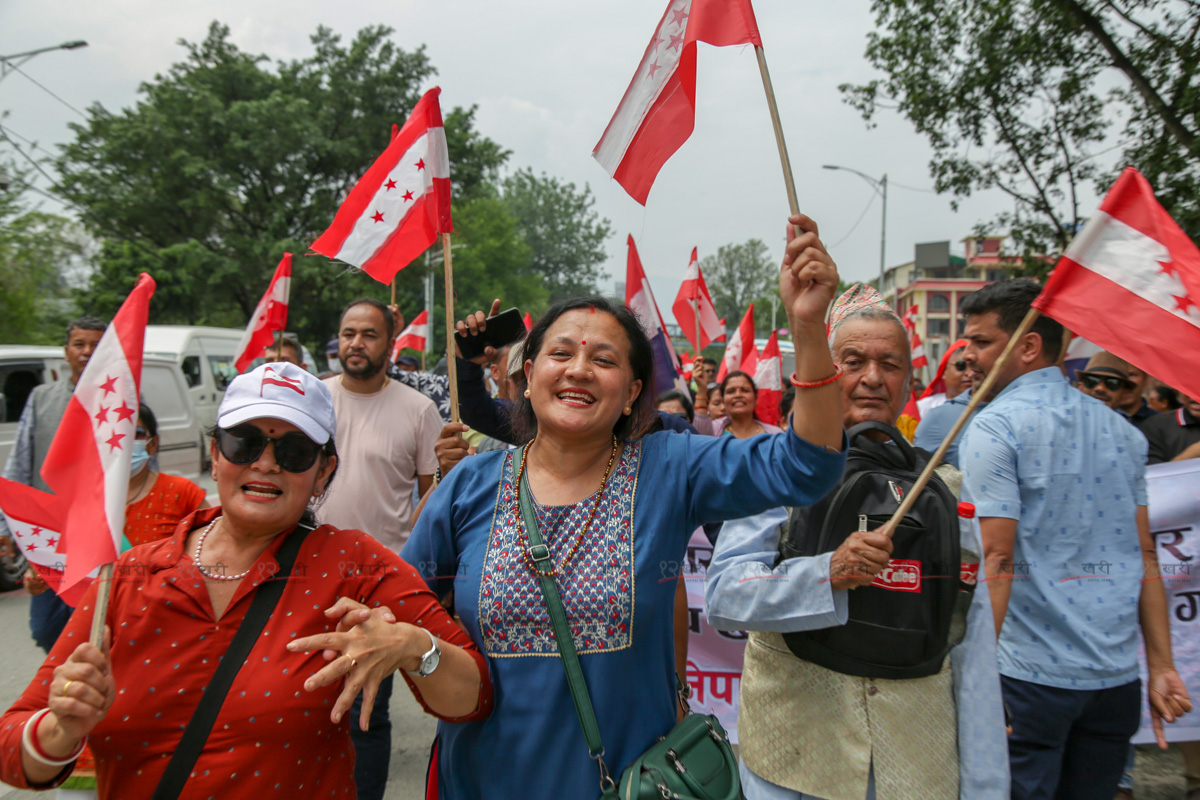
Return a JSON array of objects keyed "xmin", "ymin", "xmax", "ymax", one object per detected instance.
[{"xmin": 1, "ymin": 0, "xmax": 1074, "ymax": 315}]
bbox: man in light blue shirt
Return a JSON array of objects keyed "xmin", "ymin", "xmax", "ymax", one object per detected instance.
[
  {"xmin": 914, "ymin": 389, "xmax": 982, "ymax": 468},
  {"xmin": 959, "ymin": 279, "xmax": 1191, "ymax": 799}
]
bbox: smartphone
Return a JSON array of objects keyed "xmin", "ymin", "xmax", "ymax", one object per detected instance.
[{"xmin": 457, "ymin": 307, "xmax": 526, "ymax": 360}]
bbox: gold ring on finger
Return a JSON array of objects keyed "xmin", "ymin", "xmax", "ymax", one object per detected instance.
[{"xmin": 62, "ymin": 680, "xmax": 74, "ymax": 698}]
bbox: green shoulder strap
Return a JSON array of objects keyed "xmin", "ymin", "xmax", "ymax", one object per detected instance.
[{"xmin": 517, "ymin": 467, "xmax": 615, "ymax": 790}]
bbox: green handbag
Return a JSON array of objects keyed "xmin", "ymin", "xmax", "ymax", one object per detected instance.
[{"xmin": 517, "ymin": 470, "xmax": 743, "ymax": 800}]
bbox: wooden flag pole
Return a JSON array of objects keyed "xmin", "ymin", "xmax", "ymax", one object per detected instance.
[
  {"xmin": 390, "ymin": 276, "xmax": 397, "ymax": 308},
  {"xmin": 275, "ymin": 328, "xmax": 284, "ymax": 356},
  {"xmin": 442, "ymin": 233, "xmax": 461, "ymax": 423},
  {"xmin": 754, "ymin": 46, "xmax": 800, "ymax": 216},
  {"xmin": 695, "ymin": 301, "xmax": 702, "ymax": 364},
  {"xmin": 882, "ymin": 306, "xmax": 1042, "ymax": 536},
  {"xmin": 89, "ymin": 563, "xmax": 114, "ymax": 647}
]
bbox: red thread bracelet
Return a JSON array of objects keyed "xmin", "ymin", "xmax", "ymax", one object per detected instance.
[{"xmin": 790, "ymin": 364, "xmax": 843, "ymax": 388}]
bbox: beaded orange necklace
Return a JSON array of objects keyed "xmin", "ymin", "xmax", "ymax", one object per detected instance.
[{"xmin": 514, "ymin": 436, "xmax": 620, "ymax": 578}]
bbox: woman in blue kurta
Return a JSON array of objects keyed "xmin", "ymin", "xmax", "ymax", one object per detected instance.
[{"xmin": 314, "ymin": 214, "xmax": 847, "ymax": 799}]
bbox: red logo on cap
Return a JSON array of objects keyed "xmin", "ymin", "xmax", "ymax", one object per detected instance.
[
  {"xmin": 871, "ymin": 559, "xmax": 922, "ymax": 592},
  {"xmin": 261, "ymin": 365, "xmax": 305, "ymax": 396}
]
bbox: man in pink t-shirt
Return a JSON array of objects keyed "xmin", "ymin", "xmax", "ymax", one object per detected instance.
[{"xmin": 319, "ymin": 296, "xmax": 440, "ymax": 800}]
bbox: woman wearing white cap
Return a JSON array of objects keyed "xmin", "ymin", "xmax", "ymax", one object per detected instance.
[{"xmin": 0, "ymin": 361, "xmax": 492, "ymax": 798}]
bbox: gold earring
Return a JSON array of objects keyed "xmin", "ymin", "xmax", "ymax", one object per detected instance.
[
  {"xmin": 524, "ymin": 389, "xmax": 531, "ymax": 398},
  {"xmin": 623, "ymin": 406, "xmax": 632, "ymax": 415}
]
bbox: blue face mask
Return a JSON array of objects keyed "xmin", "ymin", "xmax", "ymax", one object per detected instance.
[{"xmin": 130, "ymin": 440, "xmax": 151, "ymax": 476}]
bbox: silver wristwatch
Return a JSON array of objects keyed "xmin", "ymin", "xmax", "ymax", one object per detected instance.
[{"xmin": 407, "ymin": 628, "xmax": 441, "ymax": 678}]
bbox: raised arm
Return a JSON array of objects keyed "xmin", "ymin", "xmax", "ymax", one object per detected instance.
[{"xmin": 781, "ymin": 214, "xmax": 842, "ymax": 451}]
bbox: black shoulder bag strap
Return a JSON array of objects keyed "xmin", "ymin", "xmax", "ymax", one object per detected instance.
[{"xmin": 150, "ymin": 522, "xmax": 313, "ymax": 800}]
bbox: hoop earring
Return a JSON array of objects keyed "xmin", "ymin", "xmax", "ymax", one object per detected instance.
[{"xmin": 524, "ymin": 389, "xmax": 532, "ymax": 398}]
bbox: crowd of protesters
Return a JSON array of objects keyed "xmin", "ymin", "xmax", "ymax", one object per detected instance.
[{"xmin": 0, "ymin": 212, "xmax": 1198, "ymax": 800}]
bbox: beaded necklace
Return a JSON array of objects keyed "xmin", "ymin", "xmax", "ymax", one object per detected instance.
[
  {"xmin": 193, "ymin": 516, "xmax": 253, "ymax": 582},
  {"xmin": 514, "ymin": 436, "xmax": 619, "ymax": 578}
]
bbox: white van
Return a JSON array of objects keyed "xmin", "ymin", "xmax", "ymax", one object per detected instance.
[
  {"xmin": 143, "ymin": 326, "xmax": 245, "ymax": 435},
  {"xmin": 0, "ymin": 345, "xmax": 205, "ymax": 480}
]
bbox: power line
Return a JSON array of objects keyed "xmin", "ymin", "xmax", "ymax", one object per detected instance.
[
  {"xmin": 889, "ymin": 179, "xmax": 937, "ymax": 194},
  {"xmin": 5, "ymin": 62, "xmax": 88, "ymax": 119},
  {"xmin": 829, "ymin": 192, "xmax": 878, "ymax": 250},
  {"xmin": 0, "ymin": 124, "xmax": 60, "ymax": 188}
]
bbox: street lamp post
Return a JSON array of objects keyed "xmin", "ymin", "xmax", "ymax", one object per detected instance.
[
  {"xmin": 823, "ymin": 165, "xmax": 888, "ymax": 301},
  {"xmin": 0, "ymin": 40, "xmax": 88, "ymax": 82}
]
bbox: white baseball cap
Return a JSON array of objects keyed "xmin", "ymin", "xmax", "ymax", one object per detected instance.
[{"xmin": 217, "ymin": 362, "xmax": 337, "ymax": 444}]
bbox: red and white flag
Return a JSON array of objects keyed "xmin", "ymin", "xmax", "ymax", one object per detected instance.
[
  {"xmin": 754, "ymin": 330, "xmax": 783, "ymax": 426},
  {"xmin": 714, "ymin": 317, "xmax": 727, "ymax": 343},
  {"xmin": 391, "ymin": 310, "xmax": 429, "ymax": 362},
  {"xmin": 717, "ymin": 304, "xmax": 758, "ymax": 382},
  {"xmin": 0, "ymin": 481, "xmax": 92, "ymax": 605},
  {"xmin": 902, "ymin": 304, "xmax": 928, "ymax": 369},
  {"xmin": 43, "ymin": 274, "xmax": 154, "ymax": 594},
  {"xmin": 234, "ymin": 253, "xmax": 292, "ymax": 373},
  {"xmin": 311, "ymin": 87, "xmax": 452, "ymax": 284},
  {"xmin": 593, "ymin": 0, "xmax": 763, "ymax": 204},
  {"xmin": 1033, "ymin": 167, "xmax": 1200, "ymax": 401},
  {"xmin": 672, "ymin": 247, "xmax": 724, "ymax": 353},
  {"xmin": 626, "ymin": 236, "xmax": 689, "ymax": 396}
]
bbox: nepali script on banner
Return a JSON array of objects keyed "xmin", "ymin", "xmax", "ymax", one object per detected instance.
[
  {"xmin": 1133, "ymin": 459, "xmax": 1200, "ymax": 745},
  {"xmin": 683, "ymin": 529, "xmax": 747, "ymax": 744}
]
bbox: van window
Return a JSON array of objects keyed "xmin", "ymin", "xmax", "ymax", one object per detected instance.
[
  {"xmin": 140, "ymin": 365, "xmax": 189, "ymax": 427},
  {"xmin": 181, "ymin": 356, "xmax": 203, "ymax": 388},
  {"xmin": 0, "ymin": 363, "xmax": 44, "ymax": 423},
  {"xmin": 207, "ymin": 355, "xmax": 238, "ymax": 392}
]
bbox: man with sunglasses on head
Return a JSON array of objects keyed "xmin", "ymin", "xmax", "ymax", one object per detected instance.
[
  {"xmin": 914, "ymin": 343, "xmax": 982, "ymax": 468},
  {"xmin": 318, "ymin": 296, "xmax": 442, "ymax": 800}
]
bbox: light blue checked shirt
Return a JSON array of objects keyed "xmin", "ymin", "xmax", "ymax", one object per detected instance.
[
  {"xmin": 707, "ymin": 507, "xmax": 1009, "ymax": 800},
  {"xmin": 960, "ymin": 366, "xmax": 1148, "ymax": 690}
]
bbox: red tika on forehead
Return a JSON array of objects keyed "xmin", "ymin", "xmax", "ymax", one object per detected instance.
[{"xmin": 589, "ymin": 303, "xmax": 596, "ymax": 314}]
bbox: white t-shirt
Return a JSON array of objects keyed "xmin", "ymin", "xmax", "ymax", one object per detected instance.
[{"xmin": 320, "ymin": 377, "xmax": 441, "ymax": 551}]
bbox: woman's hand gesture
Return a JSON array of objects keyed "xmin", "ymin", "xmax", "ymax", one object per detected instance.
[
  {"xmin": 780, "ymin": 214, "xmax": 839, "ymax": 329},
  {"xmin": 288, "ymin": 597, "xmax": 426, "ymax": 731}
]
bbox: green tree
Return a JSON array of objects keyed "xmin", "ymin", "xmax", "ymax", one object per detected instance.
[
  {"xmin": 450, "ymin": 190, "xmax": 546, "ymax": 317},
  {"xmin": 700, "ymin": 239, "xmax": 776, "ymax": 334},
  {"xmin": 843, "ymin": 0, "xmax": 1200, "ymax": 274},
  {"xmin": 57, "ymin": 22, "xmax": 509, "ymax": 353},
  {"xmin": 0, "ymin": 168, "xmax": 85, "ymax": 343},
  {"xmin": 501, "ymin": 168, "xmax": 612, "ymax": 300}
]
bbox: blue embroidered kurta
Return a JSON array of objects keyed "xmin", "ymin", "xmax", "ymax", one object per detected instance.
[{"xmin": 402, "ymin": 428, "xmax": 846, "ymax": 800}]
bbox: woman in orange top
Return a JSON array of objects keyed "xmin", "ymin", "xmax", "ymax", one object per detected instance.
[{"xmin": 123, "ymin": 404, "xmax": 208, "ymax": 547}]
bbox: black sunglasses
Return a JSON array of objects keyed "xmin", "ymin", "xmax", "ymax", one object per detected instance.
[
  {"xmin": 1079, "ymin": 374, "xmax": 1131, "ymax": 392},
  {"xmin": 952, "ymin": 360, "xmax": 968, "ymax": 372},
  {"xmin": 217, "ymin": 427, "xmax": 323, "ymax": 473}
]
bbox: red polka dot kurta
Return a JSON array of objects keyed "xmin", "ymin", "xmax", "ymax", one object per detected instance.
[{"xmin": 0, "ymin": 507, "xmax": 492, "ymax": 799}]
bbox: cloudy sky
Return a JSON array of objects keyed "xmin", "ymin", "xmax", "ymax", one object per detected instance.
[{"xmin": 1, "ymin": 0, "xmax": 1068, "ymax": 310}]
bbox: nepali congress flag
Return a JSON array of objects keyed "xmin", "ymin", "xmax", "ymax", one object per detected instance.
[
  {"xmin": 753, "ymin": 330, "xmax": 783, "ymax": 427},
  {"xmin": 672, "ymin": 247, "xmax": 724, "ymax": 353},
  {"xmin": 714, "ymin": 317, "xmax": 727, "ymax": 343},
  {"xmin": 391, "ymin": 310, "xmax": 429, "ymax": 362},
  {"xmin": 626, "ymin": 235, "xmax": 689, "ymax": 396},
  {"xmin": 234, "ymin": 252, "xmax": 292, "ymax": 373},
  {"xmin": 1033, "ymin": 167, "xmax": 1200, "ymax": 402},
  {"xmin": 44, "ymin": 274, "xmax": 154, "ymax": 594},
  {"xmin": 311, "ymin": 87, "xmax": 452, "ymax": 284},
  {"xmin": 902, "ymin": 305, "xmax": 928, "ymax": 369},
  {"xmin": 0, "ymin": 480, "xmax": 95, "ymax": 606},
  {"xmin": 593, "ymin": 0, "xmax": 762, "ymax": 204},
  {"xmin": 717, "ymin": 304, "xmax": 757, "ymax": 382}
]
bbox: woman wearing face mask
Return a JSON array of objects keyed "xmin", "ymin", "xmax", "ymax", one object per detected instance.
[{"xmin": 123, "ymin": 404, "xmax": 209, "ymax": 547}]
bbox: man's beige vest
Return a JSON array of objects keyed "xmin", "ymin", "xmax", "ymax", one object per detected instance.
[
  {"xmin": 30, "ymin": 380, "xmax": 74, "ymax": 493},
  {"xmin": 739, "ymin": 630, "xmax": 960, "ymax": 800}
]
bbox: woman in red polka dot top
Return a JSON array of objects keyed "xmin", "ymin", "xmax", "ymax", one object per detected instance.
[{"xmin": 0, "ymin": 362, "xmax": 493, "ymax": 798}]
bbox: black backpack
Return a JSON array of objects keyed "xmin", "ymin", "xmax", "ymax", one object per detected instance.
[{"xmin": 777, "ymin": 421, "xmax": 972, "ymax": 680}]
